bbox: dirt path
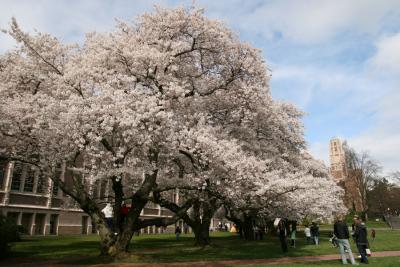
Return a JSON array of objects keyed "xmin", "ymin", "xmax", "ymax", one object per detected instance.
[{"xmin": 2, "ymin": 250, "xmax": 400, "ymax": 267}]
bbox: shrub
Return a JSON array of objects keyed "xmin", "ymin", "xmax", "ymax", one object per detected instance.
[{"xmin": 0, "ymin": 215, "xmax": 20, "ymax": 258}]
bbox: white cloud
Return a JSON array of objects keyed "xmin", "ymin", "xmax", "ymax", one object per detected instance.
[
  {"xmin": 0, "ymin": 0, "xmax": 156, "ymax": 53},
  {"xmin": 368, "ymin": 33, "xmax": 400, "ymax": 76},
  {"xmin": 347, "ymin": 82, "xmax": 400, "ymax": 174},
  {"xmin": 309, "ymin": 141, "xmax": 330, "ymax": 166},
  {"xmin": 237, "ymin": 0, "xmax": 400, "ymax": 43},
  {"xmin": 291, "ymin": 52, "xmax": 399, "ymax": 173},
  {"xmin": 346, "ymin": 32, "xmax": 400, "ymax": 173},
  {"xmin": 0, "ymin": 0, "xmax": 399, "ymax": 174}
]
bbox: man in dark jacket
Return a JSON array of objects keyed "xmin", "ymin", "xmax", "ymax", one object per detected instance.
[
  {"xmin": 353, "ymin": 216, "xmax": 369, "ymax": 264},
  {"xmin": 278, "ymin": 220, "xmax": 288, "ymax": 253},
  {"xmin": 175, "ymin": 226, "xmax": 181, "ymax": 241},
  {"xmin": 334, "ymin": 215, "xmax": 357, "ymax": 265},
  {"xmin": 310, "ymin": 222, "xmax": 320, "ymax": 245}
]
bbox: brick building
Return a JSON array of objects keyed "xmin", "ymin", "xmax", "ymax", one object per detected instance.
[
  {"xmin": 329, "ymin": 138, "xmax": 364, "ymax": 212},
  {"xmin": 0, "ymin": 160, "xmax": 180, "ymax": 235}
]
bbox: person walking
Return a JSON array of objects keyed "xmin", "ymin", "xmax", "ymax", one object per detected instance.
[
  {"xmin": 304, "ymin": 224, "xmax": 311, "ymax": 244},
  {"xmin": 278, "ymin": 220, "xmax": 288, "ymax": 253},
  {"xmin": 334, "ymin": 215, "xmax": 357, "ymax": 265},
  {"xmin": 311, "ymin": 222, "xmax": 320, "ymax": 245},
  {"xmin": 353, "ymin": 216, "xmax": 369, "ymax": 264},
  {"xmin": 175, "ymin": 225, "xmax": 182, "ymax": 241}
]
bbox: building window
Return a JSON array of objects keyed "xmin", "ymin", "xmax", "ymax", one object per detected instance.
[
  {"xmin": 91, "ymin": 221, "xmax": 97, "ymax": 234},
  {"xmin": 0, "ymin": 161, "xmax": 7, "ymax": 190},
  {"xmin": 49, "ymin": 214, "xmax": 59, "ymax": 235},
  {"xmin": 99, "ymin": 180, "xmax": 108, "ymax": 200},
  {"xmin": 36, "ymin": 172, "xmax": 47, "ymax": 194},
  {"xmin": 52, "ymin": 182, "xmax": 59, "ymax": 196},
  {"xmin": 23, "ymin": 167, "xmax": 35, "ymax": 192},
  {"xmin": 92, "ymin": 180, "xmax": 100, "ymax": 199},
  {"xmin": 52, "ymin": 164, "xmax": 63, "ymax": 197},
  {"xmin": 11, "ymin": 162, "xmax": 24, "ymax": 191}
]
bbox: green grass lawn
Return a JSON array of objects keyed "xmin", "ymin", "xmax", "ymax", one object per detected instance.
[
  {"xmin": 318, "ymin": 220, "xmax": 390, "ymax": 230},
  {"xmin": 6, "ymin": 229, "xmax": 400, "ymax": 265},
  {"xmin": 249, "ymin": 256, "xmax": 400, "ymax": 267}
]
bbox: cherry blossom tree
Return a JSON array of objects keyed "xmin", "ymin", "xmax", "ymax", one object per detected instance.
[
  {"xmin": 0, "ymin": 6, "xmax": 269, "ymax": 255},
  {"xmin": 0, "ymin": 6, "xmax": 345, "ymax": 255}
]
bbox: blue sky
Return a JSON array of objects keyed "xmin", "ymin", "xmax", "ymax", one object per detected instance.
[{"xmin": 1, "ymin": 0, "xmax": 400, "ymax": 173}]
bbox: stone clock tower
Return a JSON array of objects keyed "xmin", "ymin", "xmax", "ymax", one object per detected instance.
[{"xmin": 329, "ymin": 138, "xmax": 347, "ymax": 181}]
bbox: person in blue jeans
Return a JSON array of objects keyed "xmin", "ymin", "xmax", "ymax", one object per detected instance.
[{"xmin": 334, "ymin": 215, "xmax": 357, "ymax": 265}]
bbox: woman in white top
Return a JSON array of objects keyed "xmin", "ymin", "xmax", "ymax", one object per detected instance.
[
  {"xmin": 304, "ymin": 225, "xmax": 311, "ymax": 244},
  {"xmin": 102, "ymin": 203, "xmax": 115, "ymax": 233}
]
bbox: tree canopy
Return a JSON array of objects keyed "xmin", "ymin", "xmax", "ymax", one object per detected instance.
[{"xmin": 0, "ymin": 6, "xmax": 345, "ymax": 256}]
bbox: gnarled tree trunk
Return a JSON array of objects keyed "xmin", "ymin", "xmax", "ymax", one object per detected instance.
[
  {"xmin": 192, "ymin": 220, "xmax": 211, "ymax": 246},
  {"xmin": 242, "ymin": 214, "xmax": 255, "ymax": 240},
  {"xmin": 182, "ymin": 197, "xmax": 219, "ymax": 247}
]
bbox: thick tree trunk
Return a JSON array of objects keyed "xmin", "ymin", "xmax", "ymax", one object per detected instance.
[
  {"xmin": 224, "ymin": 207, "xmax": 244, "ymax": 239},
  {"xmin": 180, "ymin": 197, "xmax": 217, "ymax": 247},
  {"xmin": 96, "ymin": 215, "xmax": 135, "ymax": 257},
  {"xmin": 101, "ymin": 232, "xmax": 134, "ymax": 257},
  {"xmin": 192, "ymin": 219, "xmax": 211, "ymax": 246},
  {"xmin": 52, "ymin": 149, "xmax": 162, "ymax": 258},
  {"xmin": 242, "ymin": 214, "xmax": 254, "ymax": 240},
  {"xmin": 96, "ymin": 219, "xmax": 117, "ymax": 256}
]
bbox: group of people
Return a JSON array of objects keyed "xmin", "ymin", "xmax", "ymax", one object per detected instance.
[
  {"xmin": 102, "ymin": 203, "xmax": 372, "ymax": 265},
  {"xmin": 276, "ymin": 215, "xmax": 372, "ymax": 265},
  {"xmin": 333, "ymin": 215, "xmax": 371, "ymax": 265},
  {"xmin": 277, "ymin": 220, "xmax": 319, "ymax": 253},
  {"xmin": 277, "ymin": 219, "xmax": 298, "ymax": 252},
  {"xmin": 304, "ymin": 222, "xmax": 320, "ymax": 245},
  {"xmin": 217, "ymin": 222, "xmax": 229, "ymax": 232},
  {"xmin": 101, "ymin": 202, "xmax": 131, "ymax": 234}
]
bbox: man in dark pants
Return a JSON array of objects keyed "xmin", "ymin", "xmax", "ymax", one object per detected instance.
[
  {"xmin": 353, "ymin": 215, "xmax": 369, "ymax": 264},
  {"xmin": 310, "ymin": 222, "xmax": 320, "ymax": 245},
  {"xmin": 278, "ymin": 220, "xmax": 288, "ymax": 253}
]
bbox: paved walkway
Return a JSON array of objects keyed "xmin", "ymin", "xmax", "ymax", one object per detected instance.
[{"xmin": 2, "ymin": 251, "xmax": 400, "ymax": 267}]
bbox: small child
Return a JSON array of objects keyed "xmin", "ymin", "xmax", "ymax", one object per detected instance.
[{"xmin": 329, "ymin": 231, "xmax": 338, "ymax": 247}]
